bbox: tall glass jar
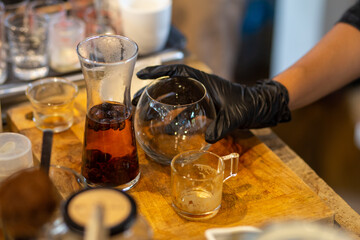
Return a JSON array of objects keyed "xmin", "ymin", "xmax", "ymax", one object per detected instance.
[{"xmin": 77, "ymin": 35, "xmax": 140, "ymax": 191}]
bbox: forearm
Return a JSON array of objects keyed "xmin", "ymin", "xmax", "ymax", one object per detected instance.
[{"xmin": 274, "ymin": 23, "xmax": 360, "ymax": 110}]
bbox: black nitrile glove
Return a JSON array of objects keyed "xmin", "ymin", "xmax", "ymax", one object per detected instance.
[{"xmin": 133, "ymin": 64, "xmax": 291, "ymax": 143}]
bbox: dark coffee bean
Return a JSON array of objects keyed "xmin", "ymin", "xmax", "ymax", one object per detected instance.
[
  {"xmin": 111, "ymin": 103, "xmax": 126, "ymax": 113},
  {"xmin": 119, "ymin": 120, "xmax": 125, "ymax": 131},
  {"xmin": 102, "ymin": 102, "xmax": 112, "ymax": 110},
  {"xmin": 110, "ymin": 119, "xmax": 119, "ymax": 130},
  {"xmin": 90, "ymin": 108, "xmax": 106, "ymax": 121},
  {"xmin": 99, "ymin": 119, "xmax": 110, "ymax": 131},
  {"xmin": 86, "ymin": 149, "xmax": 112, "ymax": 163},
  {"xmin": 87, "ymin": 168, "xmax": 103, "ymax": 183}
]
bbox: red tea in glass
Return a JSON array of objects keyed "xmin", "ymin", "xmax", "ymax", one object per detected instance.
[
  {"xmin": 77, "ymin": 35, "xmax": 140, "ymax": 191},
  {"xmin": 81, "ymin": 102, "xmax": 140, "ymax": 189}
]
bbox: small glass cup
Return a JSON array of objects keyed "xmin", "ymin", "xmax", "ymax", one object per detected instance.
[
  {"xmin": 171, "ymin": 150, "xmax": 239, "ymax": 220},
  {"xmin": 5, "ymin": 12, "xmax": 49, "ymax": 80},
  {"xmin": 0, "ymin": 132, "xmax": 33, "ymax": 182},
  {"xmin": 26, "ymin": 77, "xmax": 79, "ymax": 133}
]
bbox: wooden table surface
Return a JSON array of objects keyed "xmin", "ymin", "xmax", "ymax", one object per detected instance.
[
  {"xmin": 4, "ymin": 55, "xmax": 360, "ymax": 239},
  {"xmin": 6, "ymin": 93, "xmax": 334, "ymax": 239},
  {"xmin": 253, "ymin": 128, "xmax": 360, "ymax": 239}
]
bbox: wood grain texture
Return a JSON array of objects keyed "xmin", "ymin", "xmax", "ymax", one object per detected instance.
[
  {"xmin": 6, "ymin": 88, "xmax": 334, "ymax": 239},
  {"xmin": 253, "ymin": 128, "xmax": 360, "ymax": 239}
]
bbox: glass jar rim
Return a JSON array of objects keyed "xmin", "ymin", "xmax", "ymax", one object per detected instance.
[
  {"xmin": 25, "ymin": 77, "xmax": 79, "ymax": 106},
  {"xmin": 171, "ymin": 150, "xmax": 224, "ymax": 181},
  {"xmin": 76, "ymin": 35, "xmax": 138, "ymax": 66},
  {"xmin": 4, "ymin": 12, "xmax": 48, "ymax": 31},
  {"xmin": 144, "ymin": 76, "xmax": 209, "ymax": 107}
]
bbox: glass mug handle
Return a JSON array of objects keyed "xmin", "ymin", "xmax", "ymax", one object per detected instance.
[{"xmin": 220, "ymin": 153, "xmax": 239, "ymax": 182}]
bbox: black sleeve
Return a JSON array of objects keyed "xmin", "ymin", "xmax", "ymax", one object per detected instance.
[{"xmin": 339, "ymin": 0, "xmax": 360, "ymax": 30}]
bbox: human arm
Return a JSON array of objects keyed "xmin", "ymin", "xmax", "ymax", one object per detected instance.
[
  {"xmin": 274, "ymin": 22, "xmax": 360, "ymax": 110},
  {"xmin": 134, "ymin": 23, "xmax": 360, "ymax": 143}
]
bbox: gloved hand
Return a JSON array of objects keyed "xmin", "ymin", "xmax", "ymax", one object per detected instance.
[{"xmin": 133, "ymin": 64, "xmax": 291, "ymax": 143}]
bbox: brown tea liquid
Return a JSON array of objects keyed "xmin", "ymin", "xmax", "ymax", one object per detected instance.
[{"xmin": 81, "ymin": 102, "xmax": 139, "ymax": 187}]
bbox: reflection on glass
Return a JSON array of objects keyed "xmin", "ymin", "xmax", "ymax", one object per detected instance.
[{"xmin": 135, "ymin": 76, "xmax": 216, "ymax": 165}]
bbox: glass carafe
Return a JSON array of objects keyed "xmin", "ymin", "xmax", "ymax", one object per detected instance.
[{"xmin": 77, "ymin": 35, "xmax": 139, "ymax": 191}]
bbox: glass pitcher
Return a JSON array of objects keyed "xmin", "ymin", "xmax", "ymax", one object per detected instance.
[{"xmin": 77, "ymin": 35, "xmax": 140, "ymax": 191}]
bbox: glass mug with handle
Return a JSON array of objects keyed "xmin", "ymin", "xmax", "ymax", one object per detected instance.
[{"xmin": 171, "ymin": 150, "xmax": 239, "ymax": 220}]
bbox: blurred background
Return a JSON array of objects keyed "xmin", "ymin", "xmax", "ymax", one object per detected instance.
[
  {"xmin": 173, "ymin": 0, "xmax": 360, "ymax": 214},
  {"xmin": 1, "ymin": 0, "xmax": 359, "ymax": 213}
]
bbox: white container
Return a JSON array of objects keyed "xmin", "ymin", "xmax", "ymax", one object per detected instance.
[
  {"xmin": 258, "ymin": 221, "xmax": 355, "ymax": 240},
  {"xmin": 120, "ymin": 0, "xmax": 172, "ymax": 56},
  {"xmin": 0, "ymin": 133, "xmax": 33, "ymax": 182}
]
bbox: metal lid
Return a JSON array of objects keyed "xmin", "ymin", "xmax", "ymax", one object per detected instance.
[{"xmin": 62, "ymin": 187, "xmax": 137, "ymax": 236}]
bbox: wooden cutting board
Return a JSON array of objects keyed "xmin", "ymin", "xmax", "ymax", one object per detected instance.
[{"xmin": 6, "ymin": 88, "xmax": 334, "ymax": 239}]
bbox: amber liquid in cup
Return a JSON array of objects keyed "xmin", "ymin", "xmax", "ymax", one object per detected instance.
[
  {"xmin": 26, "ymin": 77, "xmax": 78, "ymax": 133},
  {"xmin": 81, "ymin": 102, "xmax": 139, "ymax": 188}
]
